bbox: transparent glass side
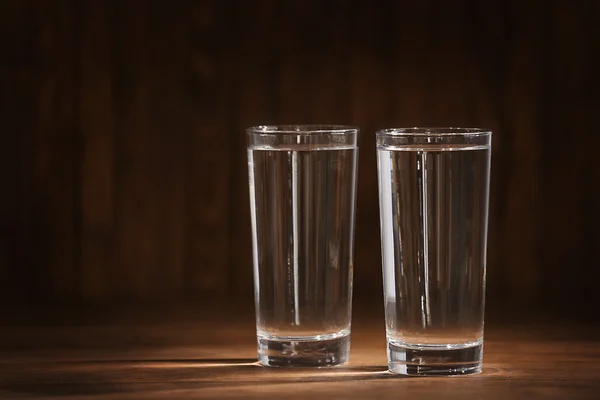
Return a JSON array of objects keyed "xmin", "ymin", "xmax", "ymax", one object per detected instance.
[
  {"xmin": 377, "ymin": 128, "xmax": 491, "ymax": 375},
  {"xmin": 247, "ymin": 126, "xmax": 359, "ymax": 366}
]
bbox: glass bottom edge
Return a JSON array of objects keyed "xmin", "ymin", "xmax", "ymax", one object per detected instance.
[
  {"xmin": 387, "ymin": 339, "xmax": 483, "ymax": 376},
  {"xmin": 257, "ymin": 332, "xmax": 350, "ymax": 367}
]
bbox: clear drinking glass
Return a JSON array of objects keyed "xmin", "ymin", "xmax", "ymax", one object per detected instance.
[
  {"xmin": 376, "ymin": 128, "xmax": 492, "ymax": 376},
  {"xmin": 247, "ymin": 125, "xmax": 359, "ymax": 367}
]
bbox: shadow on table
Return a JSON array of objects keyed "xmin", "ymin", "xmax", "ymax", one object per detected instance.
[
  {"xmin": 0, "ymin": 357, "xmax": 398, "ymax": 397},
  {"xmin": 131, "ymin": 358, "xmax": 396, "ymax": 387},
  {"xmin": 0, "ymin": 358, "xmax": 507, "ymax": 397}
]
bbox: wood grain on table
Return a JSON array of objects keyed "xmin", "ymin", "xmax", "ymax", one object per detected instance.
[{"xmin": 1, "ymin": 310, "xmax": 599, "ymax": 399}]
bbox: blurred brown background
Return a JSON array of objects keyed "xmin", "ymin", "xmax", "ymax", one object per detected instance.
[{"xmin": 1, "ymin": 0, "xmax": 598, "ymax": 322}]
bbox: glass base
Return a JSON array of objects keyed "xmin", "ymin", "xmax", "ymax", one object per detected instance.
[
  {"xmin": 257, "ymin": 332, "xmax": 350, "ymax": 367},
  {"xmin": 388, "ymin": 339, "xmax": 483, "ymax": 376}
]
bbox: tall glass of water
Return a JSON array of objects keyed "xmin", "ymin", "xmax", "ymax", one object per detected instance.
[
  {"xmin": 247, "ymin": 125, "xmax": 359, "ymax": 367},
  {"xmin": 377, "ymin": 128, "xmax": 491, "ymax": 376}
]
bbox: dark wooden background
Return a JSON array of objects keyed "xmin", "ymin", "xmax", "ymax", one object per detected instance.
[{"xmin": 1, "ymin": 0, "xmax": 599, "ymax": 321}]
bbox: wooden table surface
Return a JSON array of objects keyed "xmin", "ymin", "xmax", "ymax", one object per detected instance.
[{"xmin": 1, "ymin": 306, "xmax": 599, "ymax": 399}]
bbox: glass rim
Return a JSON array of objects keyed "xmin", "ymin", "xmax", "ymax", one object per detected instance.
[
  {"xmin": 376, "ymin": 127, "xmax": 492, "ymax": 137},
  {"xmin": 247, "ymin": 125, "xmax": 359, "ymax": 135}
]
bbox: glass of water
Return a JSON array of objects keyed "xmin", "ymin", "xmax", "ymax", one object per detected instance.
[
  {"xmin": 376, "ymin": 127, "xmax": 491, "ymax": 376},
  {"xmin": 247, "ymin": 125, "xmax": 359, "ymax": 367}
]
